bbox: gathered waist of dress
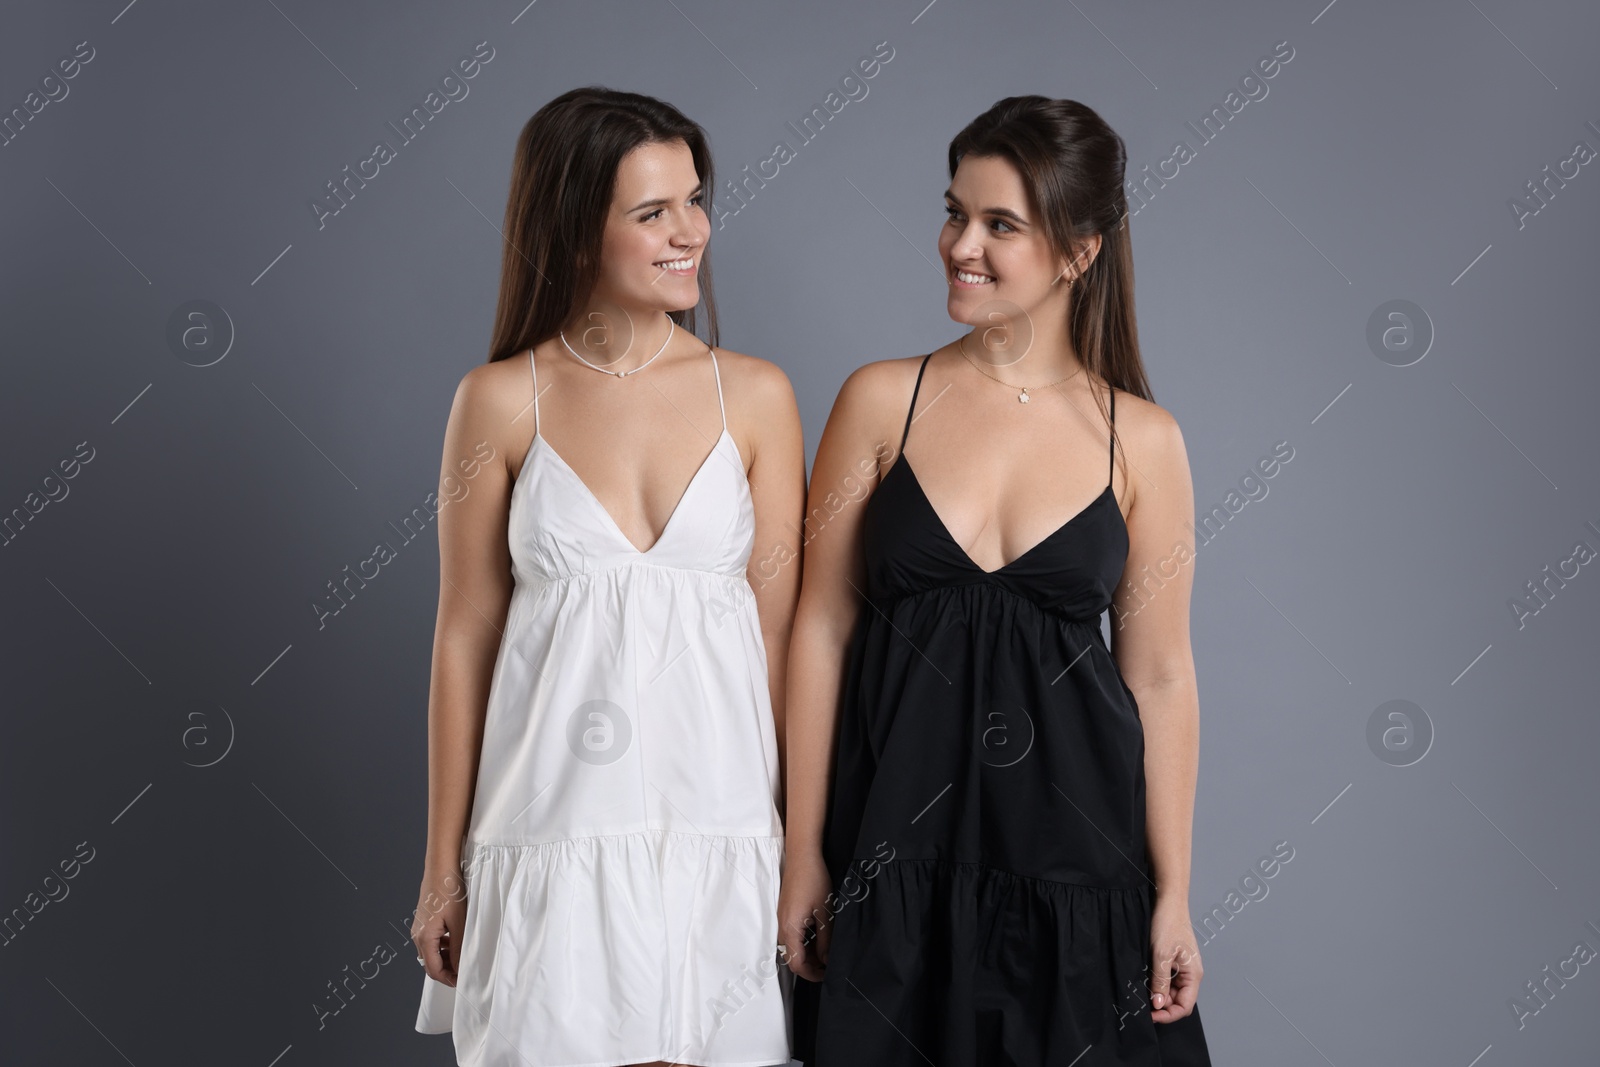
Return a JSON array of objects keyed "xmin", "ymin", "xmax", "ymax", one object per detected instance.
[
  {"xmin": 866, "ymin": 581, "xmax": 1110, "ymax": 628},
  {"xmin": 519, "ymin": 560, "xmax": 758, "ymax": 593},
  {"xmin": 464, "ymin": 826, "xmax": 785, "ymax": 851}
]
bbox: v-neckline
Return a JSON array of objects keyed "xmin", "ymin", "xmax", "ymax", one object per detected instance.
[
  {"xmin": 895, "ymin": 456, "xmax": 1120, "ymax": 576},
  {"xmin": 529, "ymin": 428, "xmax": 734, "ymax": 556}
]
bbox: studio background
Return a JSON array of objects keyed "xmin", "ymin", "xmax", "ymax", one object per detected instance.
[{"xmin": 3, "ymin": 0, "xmax": 1597, "ymax": 1064}]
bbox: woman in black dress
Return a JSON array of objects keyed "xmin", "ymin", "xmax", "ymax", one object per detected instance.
[{"xmin": 779, "ymin": 97, "xmax": 1213, "ymax": 1065}]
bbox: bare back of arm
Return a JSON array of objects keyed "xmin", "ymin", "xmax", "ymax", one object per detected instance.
[
  {"xmin": 413, "ymin": 360, "xmax": 527, "ymax": 982},
  {"xmin": 779, "ymin": 357, "xmax": 917, "ymax": 978}
]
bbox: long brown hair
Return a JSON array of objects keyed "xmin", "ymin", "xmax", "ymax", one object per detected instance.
[
  {"xmin": 486, "ymin": 87, "xmax": 719, "ymax": 365},
  {"xmin": 947, "ymin": 97, "xmax": 1148, "ymax": 413}
]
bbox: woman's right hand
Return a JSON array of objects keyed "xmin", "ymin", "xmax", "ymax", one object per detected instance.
[
  {"xmin": 777, "ymin": 847, "xmax": 833, "ymax": 983},
  {"xmin": 411, "ymin": 865, "xmax": 469, "ymax": 986}
]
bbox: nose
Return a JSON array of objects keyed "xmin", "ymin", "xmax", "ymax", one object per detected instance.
[
  {"xmin": 950, "ymin": 221, "xmax": 985, "ymax": 263},
  {"xmin": 670, "ymin": 210, "xmax": 703, "ymax": 248}
]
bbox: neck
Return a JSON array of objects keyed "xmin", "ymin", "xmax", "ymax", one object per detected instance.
[
  {"xmin": 559, "ymin": 306, "xmax": 673, "ymax": 373},
  {"xmin": 961, "ymin": 316, "xmax": 1082, "ymax": 385}
]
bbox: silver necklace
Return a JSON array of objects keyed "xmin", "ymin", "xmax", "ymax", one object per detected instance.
[{"xmin": 559, "ymin": 317, "xmax": 674, "ymax": 377}]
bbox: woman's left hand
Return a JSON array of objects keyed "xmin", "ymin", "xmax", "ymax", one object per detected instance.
[{"xmin": 1148, "ymin": 898, "xmax": 1202, "ymax": 1023}]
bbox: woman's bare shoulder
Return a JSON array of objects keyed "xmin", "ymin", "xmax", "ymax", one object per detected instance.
[
  {"xmin": 447, "ymin": 356, "xmax": 534, "ymax": 474},
  {"xmin": 1110, "ymin": 386, "xmax": 1191, "ymax": 510},
  {"xmin": 833, "ymin": 351, "xmax": 935, "ymax": 417},
  {"xmin": 1111, "ymin": 387, "xmax": 1184, "ymax": 456},
  {"xmin": 806, "ymin": 353, "xmax": 936, "ymax": 479},
  {"xmin": 707, "ymin": 345, "xmax": 796, "ymax": 414}
]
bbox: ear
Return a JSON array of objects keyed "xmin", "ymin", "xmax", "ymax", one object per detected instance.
[{"xmin": 1056, "ymin": 233, "xmax": 1103, "ymax": 284}]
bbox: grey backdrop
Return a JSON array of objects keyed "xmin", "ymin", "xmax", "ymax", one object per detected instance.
[{"xmin": 4, "ymin": 0, "xmax": 1598, "ymax": 1064}]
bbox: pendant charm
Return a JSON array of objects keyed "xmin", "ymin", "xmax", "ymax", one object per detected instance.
[{"xmin": 1018, "ymin": 388, "xmax": 1030, "ymax": 403}]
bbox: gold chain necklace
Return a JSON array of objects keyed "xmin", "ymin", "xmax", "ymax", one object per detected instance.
[{"xmin": 957, "ymin": 336, "xmax": 1083, "ymax": 404}]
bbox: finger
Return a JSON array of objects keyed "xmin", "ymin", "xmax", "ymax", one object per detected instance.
[
  {"xmin": 439, "ymin": 926, "xmax": 458, "ymax": 984},
  {"xmin": 1148, "ymin": 953, "xmax": 1173, "ymax": 1012},
  {"xmin": 797, "ymin": 915, "xmax": 828, "ymax": 981},
  {"xmin": 422, "ymin": 925, "xmax": 456, "ymax": 987},
  {"xmin": 780, "ymin": 934, "xmax": 805, "ymax": 976},
  {"xmin": 412, "ymin": 934, "xmax": 427, "ymax": 976},
  {"xmin": 790, "ymin": 947, "xmax": 819, "ymax": 979},
  {"xmin": 787, "ymin": 943, "xmax": 823, "ymax": 983},
  {"xmin": 814, "ymin": 914, "xmax": 833, "ymax": 969},
  {"xmin": 419, "ymin": 928, "xmax": 443, "ymax": 983},
  {"xmin": 1151, "ymin": 980, "xmax": 1187, "ymax": 1021},
  {"xmin": 779, "ymin": 917, "xmax": 813, "ymax": 980},
  {"xmin": 1155, "ymin": 952, "xmax": 1203, "ymax": 1022},
  {"xmin": 1168, "ymin": 959, "xmax": 1200, "ymax": 1013}
]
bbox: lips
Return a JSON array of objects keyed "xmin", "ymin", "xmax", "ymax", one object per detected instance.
[
  {"xmin": 952, "ymin": 267, "xmax": 994, "ymax": 285},
  {"xmin": 654, "ymin": 257, "xmax": 696, "ymax": 272}
]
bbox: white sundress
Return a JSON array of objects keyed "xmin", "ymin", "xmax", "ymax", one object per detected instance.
[{"xmin": 415, "ymin": 346, "xmax": 791, "ymax": 1067}]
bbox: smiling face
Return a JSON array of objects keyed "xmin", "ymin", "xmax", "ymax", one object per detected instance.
[
  {"xmin": 939, "ymin": 153, "xmax": 1094, "ymax": 335},
  {"xmin": 588, "ymin": 138, "xmax": 710, "ymax": 318}
]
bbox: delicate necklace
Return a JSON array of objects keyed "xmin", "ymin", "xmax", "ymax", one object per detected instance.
[
  {"xmin": 560, "ymin": 317, "xmax": 674, "ymax": 377},
  {"xmin": 957, "ymin": 336, "xmax": 1083, "ymax": 403}
]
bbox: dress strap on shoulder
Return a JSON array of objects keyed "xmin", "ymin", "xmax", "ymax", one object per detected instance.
[
  {"xmin": 900, "ymin": 353, "xmax": 933, "ymax": 452},
  {"xmin": 708, "ymin": 345, "xmax": 727, "ymax": 433},
  {"xmin": 1108, "ymin": 386, "xmax": 1116, "ymax": 488},
  {"xmin": 528, "ymin": 349, "xmax": 540, "ymax": 434}
]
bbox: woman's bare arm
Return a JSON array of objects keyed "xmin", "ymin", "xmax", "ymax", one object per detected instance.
[
  {"xmin": 1110, "ymin": 399, "xmax": 1200, "ymax": 905},
  {"xmin": 423, "ymin": 363, "xmax": 526, "ymax": 877},
  {"xmin": 727, "ymin": 352, "xmax": 808, "ymax": 815},
  {"xmin": 1108, "ymin": 395, "xmax": 1204, "ymax": 1018},
  {"xmin": 779, "ymin": 358, "xmax": 908, "ymax": 978}
]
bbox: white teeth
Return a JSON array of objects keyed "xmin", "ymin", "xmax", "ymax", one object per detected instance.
[
  {"xmin": 655, "ymin": 258, "xmax": 695, "ymax": 271},
  {"xmin": 955, "ymin": 269, "xmax": 993, "ymax": 284}
]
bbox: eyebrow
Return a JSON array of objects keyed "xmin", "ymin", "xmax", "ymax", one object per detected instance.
[
  {"xmin": 628, "ymin": 184, "xmax": 704, "ymax": 213},
  {"xmin": 943, "ymin": 189, "xmax": 1028, "ymax": 225}
]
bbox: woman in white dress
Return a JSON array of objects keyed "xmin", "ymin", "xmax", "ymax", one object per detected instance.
[{"xmin": 411, "ymin": 87, "xmax": 805, "ymax": 1067}]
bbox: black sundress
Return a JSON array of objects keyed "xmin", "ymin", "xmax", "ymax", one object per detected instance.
[{"xmin": 790, "ymin": 353, "xmax": 1212, "ymax": 1066}]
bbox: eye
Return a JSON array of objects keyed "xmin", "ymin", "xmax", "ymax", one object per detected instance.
[
  {"xmin": 989, "ymin": 218, "xmax": 1015, "ymax": 233},
  {"xmin": 944, "ymin": 205, "xmax": 963, "ymax": 223},
  {"xmin": 689, "ymin": 193, "xmax": 705, "ymax": 208},
  {"xmin": 641, "ymin": 208, "xmax": 664, "ymax": 222}
]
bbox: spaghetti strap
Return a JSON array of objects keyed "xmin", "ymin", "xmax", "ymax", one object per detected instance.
[
  {"xmin": 1108, "ymin": 386, "xmax": 1116, "ymax": 488},
  {"xmin": 900, "ymin": 353, "xmax": 933, "ymax": 452},
  {"xmin": 708, "ymin": 345, "xmax": 727, "ymax": 434},
  {"xmin": 528, "ymin": 349, "xmax": 540, "ymax": 435}
]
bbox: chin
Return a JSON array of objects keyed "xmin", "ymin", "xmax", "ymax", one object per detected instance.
[
  {"xmin": 619, "ymin": 293, "xmax": 691, "ymax": 316},
  {"xmin": 639, "ymin": 279, "xmax": 699, "ymax": 310},
  {"xmin": 946, "ymin": 291, "xmax": 985, "ymax": 321},
  {"xmin": 663, "ymin": 290, "xmax": 700, "ymax": 314}
]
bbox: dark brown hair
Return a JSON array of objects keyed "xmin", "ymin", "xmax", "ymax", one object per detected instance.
[
  {"xmin": 948, "ymin": 96, "xmax": 1148, "ymax": 405},
  {"xmin": 486, "ymin": 87, "xmax": 719, "ymax": 364}
]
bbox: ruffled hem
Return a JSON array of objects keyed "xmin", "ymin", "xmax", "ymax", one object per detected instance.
[
  {"xmin": 792, "ymin": 858, "xmax": 1210, "ymax": 1066},
  {"xmin": 417, "ymin": 828, "xmax": 791, "ymax": 1067}
]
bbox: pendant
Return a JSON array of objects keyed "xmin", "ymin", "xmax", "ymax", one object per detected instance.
[{"xmin": 1018, "ymin": 387, "xmax": 1030, "ymax": 403}]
